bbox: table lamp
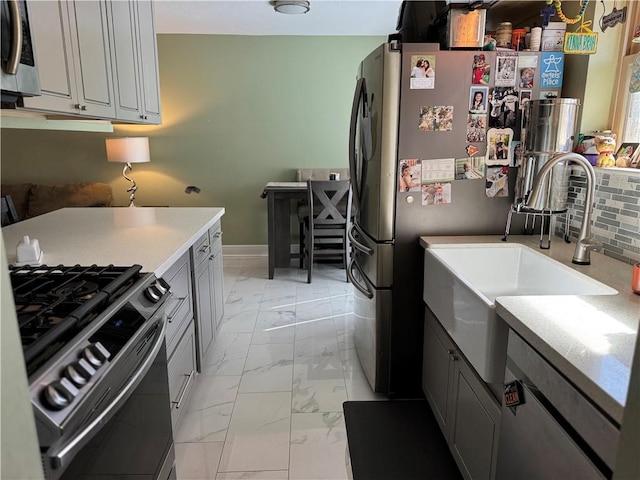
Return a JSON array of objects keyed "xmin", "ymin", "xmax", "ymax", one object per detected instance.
[{"xmin": 105, "ymin": 137, "xmax": 150, "ymax": 207}]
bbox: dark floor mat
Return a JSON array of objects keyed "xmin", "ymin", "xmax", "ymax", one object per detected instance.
[{"xmin": 343, "ymin": 399, "xmax": 462, "ymax": 480}]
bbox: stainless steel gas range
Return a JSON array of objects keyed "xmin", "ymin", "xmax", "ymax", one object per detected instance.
[{"xmin": 10, "ymin": 264, "xmax": 176, "ymax": 480}]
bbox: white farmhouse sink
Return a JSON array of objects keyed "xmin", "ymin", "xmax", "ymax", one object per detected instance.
[{"xmin": 423, "ymin": 243, "xmax": 617, "ymax": 384}]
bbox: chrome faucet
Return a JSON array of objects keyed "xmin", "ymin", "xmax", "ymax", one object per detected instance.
[{"xmin": 524, "ymin": 152, "xmax": 602, "ymax": 265}]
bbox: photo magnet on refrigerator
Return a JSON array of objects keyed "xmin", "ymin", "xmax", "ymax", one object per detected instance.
[
  {"xmin": 495, "ymin": 52, "xmax": 518, "ymax": 87},
  {"xmin": 472, "ymin": 54, "xmax": 490, "ymax": 85},
  {"xmin": 398, "ymin": 159, "xmax": 421, "ymax": 192},
  {"xmin": 540, "ymin": 52, "xmax": 564, "ymax": 89},
  {"xmin": 410, "ymin": 54, "xmax": 436, "ymax": 89},
  {"xmin": 466, "ymin": 114, "xmax": 487, "ymax": 143},
  {"xmin": 455, "ymin": 157, "xmax": 484, "ymax": 180},
  {"xmin": 486, "ymin": 128, "xmax": 514, "ymax": 166},
  {"xmin": 419, "ymin": 106, "xmax": 454, "ymax": 132},
  {"xmin": 486, "ymin": 166, "xmax": 509, "ymax": 198}
]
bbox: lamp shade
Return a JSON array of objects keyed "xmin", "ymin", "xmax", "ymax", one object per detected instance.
[
  {"xmin": 105, "ymin": 137, "xmax": 150, "ymax": 164},
  {"xmin": 274, "ymin": 1, "xmax": 309, "ymax": 14}
]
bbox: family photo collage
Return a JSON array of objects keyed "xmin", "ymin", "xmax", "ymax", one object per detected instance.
[{"xmin": 405, "ymin": 51, "xmax": 563, "ymax": 205}]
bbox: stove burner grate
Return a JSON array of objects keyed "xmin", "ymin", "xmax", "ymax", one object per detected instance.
[{"xmin": 10, "ymin": 264, "xmax": 144, "ymax": 375}]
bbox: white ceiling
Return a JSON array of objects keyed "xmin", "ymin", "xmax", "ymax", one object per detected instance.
[{"xmin": 153, "ymin": 0, "xmax": 404, "ymax": 36}]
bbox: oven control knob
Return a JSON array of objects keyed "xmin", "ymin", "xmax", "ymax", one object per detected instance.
[
  {"xmin": 145, "ymin": 284, "xmax": 162, "ymax": 303},
  {"xmin": 155, "ymin": 278, "xmax": 170, "ymax": 295},
  {"xmin": 42, "ymin": 381, "xmax": 75, "ymax": 410},
  {"xmin": 82, "ymin": 343, "xmax": 109, "ymax": 368},
  {"xmin": 63, "ymin": 361, "xmax": 92, "ymax": 387}
]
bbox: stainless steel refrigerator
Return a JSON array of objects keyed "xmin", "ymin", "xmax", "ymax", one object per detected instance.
[{"xmin": 347, "ymin": 42, "xmax": 564, "ymax": 397}]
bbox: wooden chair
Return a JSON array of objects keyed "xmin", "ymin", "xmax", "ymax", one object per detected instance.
[
  {"xmin": 296, "ymin": 169, "xmax": 350, "ymax": 269},
  {"xmin": 1, "ymin": 195, "xmax": 19, "ymax": 227},
  {"xmin": 303, "ymin": 180, "xmax": 352, "ymax": 283}
]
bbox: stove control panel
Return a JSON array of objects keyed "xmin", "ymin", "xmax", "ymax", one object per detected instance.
[{"xmin": 39, "ymin": 342, "xmax": 110, "ymax": 411}]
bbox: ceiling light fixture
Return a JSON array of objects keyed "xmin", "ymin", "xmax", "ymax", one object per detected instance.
[{"xmin": 274, "ymin": 0, "xmax": 310, "ymax": 14}]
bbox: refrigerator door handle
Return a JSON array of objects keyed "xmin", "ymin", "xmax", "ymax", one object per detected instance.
[
  {"xmin": 347, "ymin": 259, "xmax": 374, "ymax": 299},
  {"xmin": 349, "ymin": 77, "xmax": 368, "ymax": 213},
  {"xmin": 348, "ymin": 224, "xmax": 373, "ymax": 256}
]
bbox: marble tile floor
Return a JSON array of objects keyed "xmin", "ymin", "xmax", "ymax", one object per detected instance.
[{"xmin": 174, "ymin": 256, "xmax": 387, "ymax": 480}]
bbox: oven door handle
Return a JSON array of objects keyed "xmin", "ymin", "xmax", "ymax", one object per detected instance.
[
  {"xmin": 347, "ymin": 258, "xmax": 374, "ymax": 299},
  {"xmin": 5, "ymin": 0, "xmax": 23, "ymax": 75},
  {"xmin": 47, "ymin": 312, "xmax": 169, "ymax": 472}
]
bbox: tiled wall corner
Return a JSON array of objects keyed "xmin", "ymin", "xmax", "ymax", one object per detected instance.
[{"xmin": 555, "ymin": 168, "xmax": 640, "ymax": 265}]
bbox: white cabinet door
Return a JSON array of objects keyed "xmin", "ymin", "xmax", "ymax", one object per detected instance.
[
  {"xmin": 22, "ymin": 0, "xmax": 115, "ymax": 118},
  {"xmin": 135, "ymin": 0, "xmax": 161, "ymax": 124},
  {"xmin": 109, "ymin": 0, "xmax": 161, "ymax": 124},
  {"xmin": 109, "ymin": 0, "xmax": 142, "ymax": 122},
  {"xmin": 70, "ymin": 1, "xmax": 115, "ymax": 118},
  {"xmin": 20, "ymin": 1, "xmax": 78, "ymax": 113},
  {"xmin": 22, "ymin": 0, "xmax": 161, "ymax": 124}
]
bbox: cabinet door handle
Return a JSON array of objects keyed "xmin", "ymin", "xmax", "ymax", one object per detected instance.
[
  {"xmin": 166, "ymin": 296, "xmax": 188, "ymax": 322},
  {"xmin": 172, "ymin": 370, "xmax": 195, "ymax": 409},
  {"xmin": 74, "ymin": 104, "xmax": 81, "ymax": 109},
  {"xmin": 80, "ymin": 105, "xmax": 87, "ymax": 111}
]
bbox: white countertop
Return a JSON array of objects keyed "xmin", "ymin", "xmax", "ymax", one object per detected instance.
[
  {"xmin": 2, "ymin": 207, "xmax": 225, "ymax": 278},
  {"xmin": 420, "ymin": 235, "xmax": 639, "ymax": 425}
]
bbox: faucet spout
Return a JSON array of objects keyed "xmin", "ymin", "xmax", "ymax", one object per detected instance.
[{"xmin": 523, "ymin": 152, "xmax": 601, "ymax": 265}]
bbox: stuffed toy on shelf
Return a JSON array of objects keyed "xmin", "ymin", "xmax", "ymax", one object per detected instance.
[{"xmin": 595, "ymin": 134, "xmax": 617, "ymax": 168}]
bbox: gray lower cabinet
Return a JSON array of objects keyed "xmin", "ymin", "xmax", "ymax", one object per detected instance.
[
  {"xmin": 162, "ymin": 251, "xmax": 197, "ymax": 429},
  {"xmin": 210, "ymin": 223, "xmax": 225, "ymax": 333},
  {"xmin": 190, "ymin": 220, "xmax": 224, "ymax": 370},
  {"xmin": 167, "ymin": 323, "xmax": 197, "ymax": 428},
  {"xmin": 422, "ymin": 307, "xmax": 501, "ymax": 480}
]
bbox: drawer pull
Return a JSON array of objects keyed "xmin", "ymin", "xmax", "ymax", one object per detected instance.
[
  {"xmin": 199, "ymin": 244, "xmax": 211, "ymax": 253},
  {"xmin": 166, "ymin": 296, "xmax": 188, "ymax": 322},
  {"xmin": 172, "ymin": 370, "xmax": 195, "ymax": 409},
  {"xmin": 212, "ymin": 231, "xmax": 222, "ymax": 239}
]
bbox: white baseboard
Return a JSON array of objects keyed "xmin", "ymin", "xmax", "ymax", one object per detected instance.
[
  {"xmin": 222, "ymin": 244, "xmax": 302, "ymax": 257},
  {"xmin": 222, "ymin": 245, "xmax": 268, "ymax": 257}
]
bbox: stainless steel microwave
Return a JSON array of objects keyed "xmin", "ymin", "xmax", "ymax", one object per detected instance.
[{"xmin": 1, "ymin": 0, "xmax": 40, "ymax": 103}]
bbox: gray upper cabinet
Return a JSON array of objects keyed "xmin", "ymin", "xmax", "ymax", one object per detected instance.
[
  {"xmin": 109, "ymin": 0, "xmax": 161, "ymax": 124},
  {"xmin": 21, "ymin": 0, "xmax": 161, "ymax": 125},
  {"xmin": 22, "ymin": 1, "xmax": 115, "ymax": 118}
]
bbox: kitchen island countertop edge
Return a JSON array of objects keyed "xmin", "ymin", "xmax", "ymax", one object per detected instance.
[{"xmin": 2, "ymin": 207, "xmax": 225, "ymax": 278}]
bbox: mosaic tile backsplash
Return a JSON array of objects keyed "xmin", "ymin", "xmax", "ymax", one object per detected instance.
[{"xmin": 555, "ymin": 168, "xmax": 640, "ymax": 265}]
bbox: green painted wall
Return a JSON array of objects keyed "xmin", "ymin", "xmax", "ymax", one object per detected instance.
[{"xmin": 0, "ymin": 35, "xmax": 384, "ymax": 245}]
